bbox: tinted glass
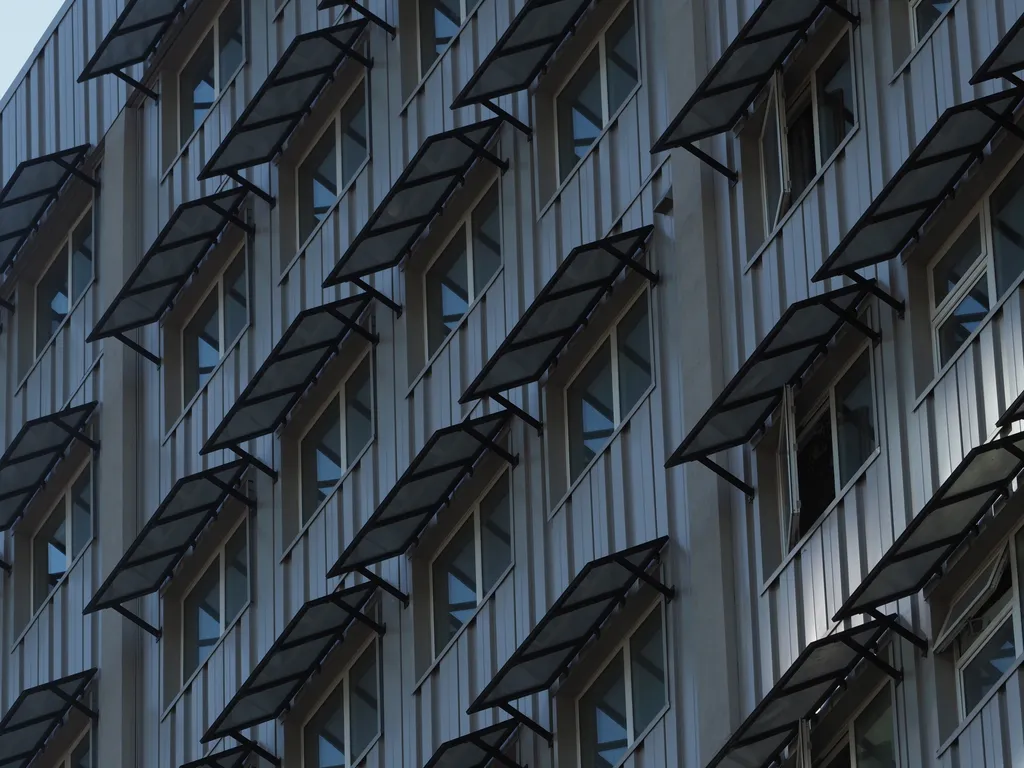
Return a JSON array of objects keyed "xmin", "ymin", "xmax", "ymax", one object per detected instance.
[
  {"xmin": 933, "ymin": 217, "xmax": 983, "ymax": 306},
  {"xmin": 426, "ymin": 231, "xmax": 470, "ymax": 356},
  {"xmin": 218, "ymin": 0, "xmax": 245, "ymax": 83},
  {"xmin": 34, "ymin": 506, "xmax": 67, "ymax": 609},
  {"xmin": 71, "ymin": 467, "xmax": 92, "ymax": 560},
  {"xmin": 71, "ymin": 213, "xmax": 94, "ymax": 302},
  {"xmin": 224, "ymin": 522, "xmax": 248, "ymax": 622},
  {"xmin": 183, "ymin": 292, "xmax": 220, "ymax": 404},
  {"xmin": 70, "ymin": 734, "xmax": 92, "ymax": 768},
  {"xmin": 558, "ymin": 49, "xmax": 603, "ymax": 181},
  {"xmin": 617, "ymin": 294, "xmax": 652, "ymax": 416},
  {"xmin": 938, "ymin": 273, "xmax": 989, "ymax": 367},
  {"xmin": 345, "ymin": 355, "xmax": 374, "ymax": 463},
  {"xmin": 915, "ymin": 1, "xmax": 953, "ymax": 41},
  {"xmin": 579, "ymin": 651, "xmax": 628, "ymax": 768},
  {"xmin": 420, "ymin": 0, "xmax": 461, "ymax": 72},
  {"xmin": 223, "ymin": 252, "xmax": 248, "ymax": 345},
  {"xmin": 305, "ymin": 689, "xmax": 346, "ymax": 768},
  {"xmin": 301, "ymin": 398, "xmax": 343, "ymax": 522},
  {"xmin": 630, "ymin": 608, "xmax": 666, "ymax": 735},
  {"xmin": 349, "ymin": 643, "xmax": 380, "ymax": 758},
  {"xmin": 834, "ymin": 351, "xmax": 875, "ymax": 487},
  {"xmin": 298, "ymin": 125, "xmax": 339, "ymax": 245},
  {"xmin": 796, "ymin": 409, "xmax": 836, "ymax": 538},
  {"xmin": 432, "ymin": 517, "xmax": 477, "ymax": 651},
  {"xmin": 472, "ymin": 184, "xmax": 502, "ymax": 292},
  {"xmin": 180, "ymin": 34, "xmax": 216, "ymax": 144},
  {"xmin": 479, "ymin": 475, "xmax": 512, "ymax": 593},
  {"xmin": 816, "ymin": 35, "xmax": 855, "ymax": 160},
  {"xmin": 184, "ymin": 560, "xmax": 221, "ymax": 676},
  {"xmin": 786, "ymin": 100, "xmax": 816, "ymax": 197},
  {"xmin": 989, "ymin": 156, "xmax": 1024, "ymax": 296},
  {"xmin": 568, "ymin": 340, "xmax": 615, "ymax": 481},
  {"xmin": 854, "ymin": 687, "xmax": 897, "ymax": 768},
  {"xmin": 340, "ymin": 86, "xmax": 369, "ymax": 188},
  {"xmin": 36, "ymin": 250, "xmax": 69, "ymax": 354},
  {"xmin": 961, "ymin": 616, "xmax": 1016, "ymax": 713},
  {"xmin": 605, "ymin": 2, "xmax": 638, "ymax": 115}
]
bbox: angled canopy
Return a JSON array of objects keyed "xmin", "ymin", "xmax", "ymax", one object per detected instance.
[
  {"xmin": 202, "ymin": 294, "xmax": 375, "ymax": 455},
  {"xmin": 83, "ymin": 460, "xmax": 251, "ymax": 638},
  {"xmin": 0, "ymin": 669, "xmax": 97, "ymax": 768},
  {"xmin": 468, "ymin": 537, "xmax": 671, "ymax": 714},
  {"xmin": 328, "ymin": 410, "xmax": 514, "ymax": 578},
  {"xmin": 0, "ymin": 402, "xmax": 99, "ymax": 532},
  {"xmin": 814, "ymin": 88, "xmax": 1024, "ymax": 281},
  {"xmin": 199, "ymin": 21, "xmax": 370, "ymax": 180},
  {"xmin": 79, "ymin": 0, "xmax": 186, "ymax": 83},
  {"xmin": 665, "ymin": 283, "xmax": 873, "ymax": 468},
  {"xmin": 833, "ymin": 432, "xmax": 1024, "ymax": 623},
  {"xmin": 179, "ymin": 746, "xmax": 254, "ymax": 768},
  {"xmin": 322, "ymin": 118, "xmax": 505, "ymax": 286},
  {"xmin": 0, "ymin": 145, "xmax": 95, "ymax": 273},
  {"xmin": 423, "ymin": 721, "xmax": 521, "ymax": 768},
  {"xmin": 451, "ymin": 0, "xmax": 594, "ymax": 109},
  {"xmin": 705, "ymin": 620, "xmax": 894, "ymax": 768},
  {"xmin": 203, "ymin": 582, "xmax": 381, "ymax": 742},
  {"xmin": 461, "ymin": 227, "xmax": 655, "ymax": 404},
  {"xmin": 972, "ymin": 13, "xmax": 1024, "ymax": 84},
  {"xmin": 89, "ymin": 187, "xmax": 249, "ymax": 342}
]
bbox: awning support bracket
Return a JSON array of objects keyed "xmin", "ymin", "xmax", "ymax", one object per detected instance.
[
  {"xmin": 491, "ymin": 393, "xmax": 543, "ymax": 436},
  {"xmin": 115, "ymin": 332, "xmax": 162, "ymax": 366},
  {"xmin": 228, "ymin": 172, "xmax": 276, "ymax": 207},
  {"xmin": 230, "ymin": 731, "xmax": 281, "ymax": 767},
  {"xmin": 0, "ymin": 296, "xmax": 14, "ymax": 312},
  {"xmin": 842, "ymin": 637, "xmax": 902, "ymax": 682},
  {"xmin": 465, "ymin": 425, "xmax": 518, "ymax": 467},
  {"xmin": 50, "ymin": 684, "xmax": 99, "ymax": 721},
  {"xmin": 458, "ymin": 136, "xmax": 509, "ymax": 174},
  {"xmin": 113, "ymin": 69, "xmax": 159, "ymax": 101},
  {"xmin": 481, "ymin": 99, "xmax": 533, "ymax": 140},
  {"xmin": 228, "ymin": 445, "xmax": 278, "ymax": 482},
  {"xmin": 616, "ymin": 557, "xmax": 676, "ymax": 601},
  {"xmin": 351, "ymin": 277, "xmax": 403, "ymax": 316},
  {"xmin": 823, "ymin": 300, "xmax": 880, "ymax": 344},
  {"xmin": 979, "ymin": 105, "xmax": 1024, "ymax": 142},
  {"xmin": 472, "ymin": 737, "xmax": 522, "ymax": 768},
  {"xmin": 326, "ymin": 305, "xmax": 379, "ymax": 346},
  {"xmin": 681, "ymin": 142, "xmax": 738, "ymax": 184},
  {"xmin": 113, "ymin": 603, "xmax": 162, "ymax": 639},
  {"xmin": 697, "ymin": 456, "xmax": 755, "ymax": 502},
  {"xmin": 866, "ymin": 608, "xmax": 928, "ymax": 655},
  {"xmin": 844, "ymin": 271, "xmax": 905, "ymax": 317},
  {"xmin": 51, "ymin": 421, "xmax": 101, "ymax": 453},
  {"xmin": 0, "ymin": 557, "xmax": 10, "ymax": 574},
  {"xmin": 344, "ymin": 1, "xmax": 397, "ymax": 37},
  {"xmin": 355, "ymin": 566, "xmax": 410, "ymax": 607},
  {"xmin": 499, "ymin": 703, "xmax": 553, "ymax": 744}
]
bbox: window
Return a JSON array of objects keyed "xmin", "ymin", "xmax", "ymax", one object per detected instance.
[
  {"xmin": 430, "ymin": 471, "xmax": 511, "ymax": 654},
  {"xmin": 423, "ymin": 182, "xmax": 501, "ymax": 357},
  {"xmin": 555, "ymin": 1, "xmax": 639, "ymax": 182},
  {"xmin": 577, "ymin": 604, "xmax": 667, "ymax": 768},
  {"xmin": 32, "ymin": 463, "xmax": 92, "ymax": 611},
  {"xmin": 298, "ymin": 354, "xmax": 374, "ymax": 524},
  {"xmin": 182, "ymin": 248, "xmax": 248, "ymax": 405},
  {"xmin": 182, "ymin": 519, "xmax": 249, "ymax": 679},
  {"xmin": 35, "ymin": 209, "xmax": 93, "ymax": 356},
  {"xmin": 418, "ymin": 0, "xmax": 465, "ymax": 74},
  {"xmin": 928, "ymin": 156, "xmax": 1024, "ymax": 369},
  {"xmin": 178, "ymin": 0, "xmax": 245, "ymax": 147},
  {"xmin": 565, "ymin": 292, "xmax": 652, "ymax": 483},
  {"xmin": 296, "ymin": 83, "xmax": 369, "ymax": 246},
  {"xmin": 55, "ymin": 732, "xmax": 93, "ymax": 768},
  {"xmin": 303, "ymin": 640, "xmax": 381, "ymax": 768},
  {"xmin": 819, "ymin": 685, "xmax": 898, "ymax": 768},
  {"xmin": 910, "ymin": 1, "xmax": 953, "ymax": 45}
]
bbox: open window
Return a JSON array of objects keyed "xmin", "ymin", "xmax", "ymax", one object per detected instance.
[
  {"xmin": 33, "ymin": 207, "xmax": 94, "ymax": 358},
  {"xmin": 31, "ymin": 462, "xmax": 93, "ymax": 613}
]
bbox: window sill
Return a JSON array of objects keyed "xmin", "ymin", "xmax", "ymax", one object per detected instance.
[
  {"xmin": 936, "ymin": 650, "xmax": 1024, "ymax": 758},
  {"xmin": 17, "ymin": 276, "xmax": 97, "ymax": 396},
  {"xmin": 406, "ymin": 266, "xmax": 504, "ymax": 397},
  {"xmin": 411, "ymin": 562, "xmax": 514, "ymax": 695},
  {"xmin": 889, "ymin": 0, "xmax": 962, "ymax": 84},
  {"xmin": 759, "ymin": 445, "xmax": 881, "ymax": 596}
]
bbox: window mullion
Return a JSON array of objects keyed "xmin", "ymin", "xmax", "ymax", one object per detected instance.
[
  {"xmin": 810, "ymin": 71, "xmax": 822, "ymax": 170},
  {"xmin": 344, "ymin": 673, "xmax": 353, "ymax": 768},
  {"xmin": 339, "ymin": 390, "xmax": 347, "ymax": 470},
  {"xmin": 466, "ymin": 222, "xmax": 475, "ymax": 300},
  {"xmin": 610, "ymin": 327, "xmax": 622, "ymax": 424},
  {"xmin": 828, "ymin": 388, "xmax": 841, "ymax": 496},
  {"xmin": 599, "ymin": 36, "xmax": 610, "ymax": 123},
  {"xmin": 623, "ymin": 641, "xmax": 635, "ymax": 742},
  {"xmin": 474, "ymin": 508, "xmax": 484, "ymax": 602},
  {"xmin": 214, "ymin": 19, "xmax": 221, "ymax": 95}
]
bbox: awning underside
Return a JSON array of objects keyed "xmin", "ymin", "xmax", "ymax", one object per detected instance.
[
  {"xmin": 203, "ymin": 582, "xmax": 380, "ymax": 742},
  {"xmin": 706, "ymin": 620, "xmax": 893, "ymax": 768},
  {"xmin": 79, "ymin": 0, "xmax": 187, "ymax": 81},
  {"xmin": 665, "ymin": 283, "xmax": 872, "ymax": 468},
  {"xmin": 460, "ymin": 226, "xmax": 655, "ymax": 404},
  {"xmin": 199, "ymin": 20, "xmax": 369, "ymax": 180},
  {"xmin": 322, "ymin": 118, "xmax": 505, "ymax": 285},
  {"xmin": 202, "ymin": 293, "xmax": 375, "ymax": 454},
  {"xmin": 972, "ymin": 12, "xmax": 1024, "ymax": 84},
  {"xmin": 422, "ymin": 720, "xmax": 521, "ymax": 768},
  {"xmin": 89, "ymin": 187, "xmax": 249, "ymax": 341},
  {"xmin": 0, "ymin": 669, "xmax": 97, "ymax": 768},
  {"xmin": 813, "ymin": 88, "xmax": 1024, "ymax": 280},
  {"xmin": 468, "ymin": 537, "xmax": 670, "ymax": 714},
  {"xmin": 0, "ymin": 401, "xmax": 98, "ymax": 532},
  {"xmin": 328, "ymin": 410, "xmax": 514, "ymax": 577},
  {"xmin": 834, "ymin": 432, "xmax": 1024, "ymax": 622}
]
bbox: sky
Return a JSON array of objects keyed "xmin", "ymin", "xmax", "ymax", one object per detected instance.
[{"xmin": 0, "ymin": 1, "xmax": 68, "ymax": 100}]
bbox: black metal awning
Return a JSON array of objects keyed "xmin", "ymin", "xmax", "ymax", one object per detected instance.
[
  {"xmin": 813, "ymin": 88, "xmax": 1024, "ymax": 282},
  {"xmin": 0, "ymin": 145, "xmax": 97, "ymax": 275},
  {"xmin": 664, "ymin": 283, "xmax": 875, "ymax": 498},
  {"xmin": 78, "ymin": 0, "xmax": 187, "ymax": 100},
  {"xmin": 83, "ymin": 460, "xmax": 252, "ymax": 639},
  {"xmin": 460, "ymin": 226, "xmax": 656, "ymax": 427},
  {"xmin": 203, "ymin": 582, "xmax": 382, "ymax": 743},
  {"xmin": 466, "ymin": 538, "xmax": 673, "ymax": 742},
  {"xmin": 832, "ymin": 432, "xmax": 1024, "ymax": 627},
  {"xmin": 0, "ymin": 670, "xmax": 98, "ymax": 768},
  {"xmin": 317, "ymin": 0, "xmax": 397, "ymax": 37},
  {"xmin": 0, "ymin": 402, "xmax": 99, "ymax": 532},
  {"xmin": 88, "ymin": 187, "xmax": 250, "ymax": 366},
  {"xmin": 198, "ymin": 21, "xmax": 370, "ymax": 202},
  {"xmin": 179, "ymin": 745, "xmax": 256, "ymax": 768},
  {"xmin": 972, "ymin": 13, "xmax": 1024, "ymax": 84},
  {"xmin": 422, "ymin": 721, "xmax": 522, "ymax": 768},
  {"xmin": 705, "ymin": 620, "xmax": 897, "ymax": 768},
  {"xmin": 321, "ymin": 118, "xmax": 506, "ymax": 287},
  {"xmin": 200, "ymin": 294, "xmax": 377, "ymax": 479},
  {"xmin": 327, "ymin": 410, "xmax": 515, "ymax": 579},
  {"xmin": 651, "ymin": 0, "xmax": 856, "ymax": 180}
]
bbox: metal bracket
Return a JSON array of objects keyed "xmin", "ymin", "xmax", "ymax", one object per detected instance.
[
  {"xmin": 228, "ymin": 445, "xmax": 278, "ymax": 482},
  {"xmin": 113, "ymin": 69, "xmax": 159, "ymax": 101},
  {"xmin": 114, "ymin": 332, "xmax": 161, "ymax": 366},
  {"xmin": 351, "ymin": 277, "xmax": 403, "ymax": 317},
  {"xmin": 0, "ymin": 557, "xmax": 10, "ymax": 574},
  {"xmin": 615, "ymin": 557, "xmax": 676, "ymax": 601},
  {"xmin": 230, "ymin": 732, "xmax": 281, "ymax": 767},
  {"xmin": 0, "ymin": 296, "xmax": 14, "ymax": 313},
  {"xmin": 491, "ymin": 393, "xmax": 543, "ymax": 436},
  {"xmin": 355, "ymin": 566, "xmax": 410, "ymax": 607},
  {"xmin": 481, "ymin": 99, "xmax": 533, "ymax": 140},
  {"xmin": 50, "ymin": 685, "xmax": 99, "ymax": 721},
  {"xmin": 50, "ymin": 421, "xmax": 101, "ymax": 454},
  {"xmin": 842, "ymin": 637, "xmax": 902, "ymax": 682},
  {"xmin": 113, "ymin": 603, "xmax": 162, "ymax": 639},
  {"xmin": 342, "ymin": 1, "xmax": 396, "ymax": 37},
  {"xmin": 866, "ymin": 608, "xmax": 928, "ymax": 655},
  {"xmin": 844, "ymin": 271, "xmax": 905, "ymax": 318},
  {"xmin": 499, "ymin": 703, "xmax": 553, "ymax": 744},
  {"xmin": 681, "ymin": 142, "xmax": 738, "ymax": 184},
  {"xmin": 697, "ymin": 456, "xmax": 755, "ymax": 502},
  {"xmin": 228, "ymin": 172, "xmax": 276, "ymax": 207}
]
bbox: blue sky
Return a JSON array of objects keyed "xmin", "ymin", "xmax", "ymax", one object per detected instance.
[{"xmin": 0, "ymin": 1, "xmax": 68, "ymax": 100}]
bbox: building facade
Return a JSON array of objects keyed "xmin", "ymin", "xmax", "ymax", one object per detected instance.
[{"xmin": 0, "ymin": 0, "xmax": 1023, "ymax": 767}]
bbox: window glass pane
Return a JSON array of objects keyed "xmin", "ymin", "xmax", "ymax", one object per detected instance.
[
  {"xmin": 184, "ymin": 559, "xmax": 221, "ymax": 676},
  {"xmin": 786, "ymin": 99, "xmax": 816, "ymax": 197},
  {"xmin": 630, "ymin": 608, "xmax": 666, "ymax": 735},
  {"xmin": 568, "ymin": 341, "xmax": 615, "ymax": 481},
  {"xmin": 558, "ymin": 49, "xmax": 603, "ymax": 181},
  {"xmin": 71, "ymin": 213, "xmax": 94, "ymax": 302},
  {"xmin": 426, "ymin": 231, "xmax": 470, "ymax": 356},
  {"xmin": 36, "ymin": 252, "xmax": 69, "ymax": 354},
  {"xmin": 224, "ymin": 522, "xmax": 248, "ymax": 623},
  {"xmin": 617, "ymin": 294, "xmax": 652, "ymax": 416},
  {"xmin": 989, "ymin": 155, "xmax": 1024, "ymax": 295},
  {"xmin": 471, "ymin": 184, "xmax": 502, "ymax": 292},
  {"xmin": 938, "ymin": 274, "xmax": 989, "ymax": 367},
  {"xmin": 34, "ymin": 505, "xmax": 67, "ymax": 609},
  {"xmin": 345, "ymin": 355, "xmax": 374, "ymax": 464},
  {"xmin": 298, "ymin": 125, "xmax": 339, "ymax": 245},
  {"xmin": 305, "ymin": 688, "xmax": 346, "ymax": 768},
  {"xmin": 824, "ymin": 744, "xmax": 852, "ymax": 768},
  {"xmin": 816, "ymin": 35, "xmax": 855, "ymax": 161},
  {"xmin": 579, "ymin": 651, "xmax": 628, "ymax": 768},
  {"xmin": 301, "ymin": 398, "xmax": 343, "ymax": 523},
  {"xmin": 218, "ymin": 0, "xmax": 245, "ymax": 83},
  {"xmin": 223, "ymin": 252, "xmax": 248, "ymax": 345},
  {"xmin": 796, "ymin": 409, "xmax": 836, "ymax": 539},
  {"xmin": 183, "ymin": 292, "xmax": 221, "ymax": 404},
  {"xmin": 605, "ymin": 2, "xmax": 638, "ymax": 115},
  {"xmin": 854, "ymin": 687, "xmax": 897, "ymax": 768},
  {"xmin": 420, "ymin": 0, "xmax": 461, "ymax": 72},
  {"xmin": 938, "ymin": 552, "xmax": 1006, "ymax": 650},
  {"xmin": 933, "ymin": 217, "xmax": 983, "ymax": 306},
  {"xmin": 961, "ymin": 616, "xmax": 1016, "ymax": 713},
  {"xmin": 761, "ymin": 86, "xmax": 785, "ymax": 233},
  {"xmin": 479, "ymin": 475, "xmax": 512, "ymax": 593},
  {"xmin": 340, "ymin": 86, "xmax": 368, "ymax": 188},
  {"xmin": 349, "ymin": 643, "xmax": 380, "ymax": 758},
  {"xmin": 915, "ymin": 1, "xmax": 953, "ymax": 41},
  {"xmin": 180, "ymin": 34, "xmax": 216, "ymax": 144},
  {"xmin": 955, "ymin": 565, "xmax": 1012, "ymax": 658},
  {"xmin": 432, "ymin": 517, "xmax": 477, "ymax": 651},
  {"xmin": 70, "ymin": 467, "xmax": 92, "ymax": 560},
  {"xmin": 834, "ymin": 351, "xmax": 875, "ymax": 487},
  {"xmin": 70, "ymin": 734, "xmax": 91, "ymax": 768}
]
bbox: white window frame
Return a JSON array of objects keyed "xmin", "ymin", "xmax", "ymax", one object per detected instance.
[
  {"xmin": 817, "ymin": 680, "xmax": 898, "ymax": 768},
  {"xmin": 553, "ymin": 0, "xmax": 640, "ymax": 182},
  {"xmin": 759, "ymin": 74, "xmax": 791, "ymax": 235},
  {"xmin": 34, "ymin": 205, "xmax": 94, "ymax": 357},
  {"xmin": 574, "ymin": 600, "xmax": 669, "ymax": 767},
  {"xmin": 296, "ymin": 348, "xmax": 375, "ymax": 523},
  {"xmin": 31, "ymin": 460, "xmax": 94, "ymax": 611},
  {"xmin": 416, "ymin": 0, "xmax": 470, "ymax": 77},
  {"xmin": 428, "ymin": 468, "xmax": 512, "ymax": 658}
]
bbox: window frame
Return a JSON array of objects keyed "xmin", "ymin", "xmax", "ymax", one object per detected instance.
[
  {"xmin": 817, "ymin": 680, "xmax": 899, "ymax": 768},
  {"xmin": 57, "ymin": 728, "xmax": 93, "ymax": 768},
  {"xmin": 33, "ymin": 205, "xmax": 95, "ymax": 358},
  {"xmin": 909, "ymin": 0, "xmax": 950, "ymax": 47},
  {"xmin": 416, "ymin": 0, "xmax": 469, "ymax": 78}
]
